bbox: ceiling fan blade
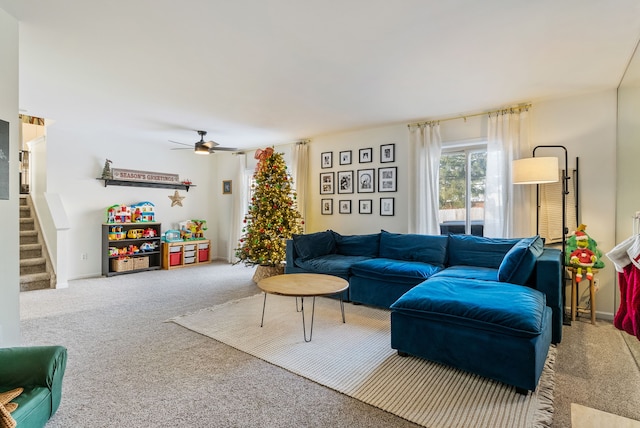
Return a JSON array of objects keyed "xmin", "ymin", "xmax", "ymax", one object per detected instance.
[
  {"xmin": 205, "ymin": 140, "xmax": 219, "ymax": 147},
  {"xmin": 210, "ymin": 147, "xmax": 238, "ymax": 152},
  {"xmin": 169, "ymin": 140, "xmax": 192, "ymax": 147},
  {"xmin": 170, "ymin": 147, "xmax": 191, "ymax": 150}
]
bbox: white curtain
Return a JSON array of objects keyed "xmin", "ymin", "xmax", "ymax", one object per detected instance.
[
  {"xmin": 291, "ymin": 142, "xmax": 308, "ymax": 233},
  {"xmin": 408, "ymin": 122, "xmax": 442, "ymax": 235},
  {"xmin": 227, "ymin": 153, "xmax": 248, "ymax": 263},
  {"xmin": 484, "ymin": 109, "xmax": 531, "ymax": 238}
]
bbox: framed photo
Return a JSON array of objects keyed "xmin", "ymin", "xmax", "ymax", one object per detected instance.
[
  {"xmin": 378, "ymin": 167, "xmax": 397, "ymax": 192},
  {"xmin": 359, "ymin": 199, "xmax": 373, "ymax": 214},
  {"xmin": 321, "ymin": 152, "xmax": 333, "ymax": 169},
  {"xmin": 380, "ymin": 197, "xmax": 395, "ymax": 216},
  {"xmin": 337, "ymin": 170, "xmax": 354, "ymax": 194},
  {"xmin": 339, "ymin": 150, "xmax": 352, "ymax": 165},
  {"xmin": 338, "ymin": 200, "xmax": 352, "ymax": 214},
  {"xmin": 320, "ymin": 172, "xmax": 334, "ymax": 194},
  {"xmin": 357, "ymin": 169, "xmax": 375, "ymax": 193},
  {"xmin": 380, "ymin": 144, "xmax": 395, "ymax": 163},
  {"xmin": 321, "ymin": 198, "xmax": 333, "ymax": 215},
  {"xmin": 222, "ymin": 180, "xmax": 232, "ymax": 194},
  {"xmin": 359, "ymin": 147, "xmax": 373, "ymax": 163}
]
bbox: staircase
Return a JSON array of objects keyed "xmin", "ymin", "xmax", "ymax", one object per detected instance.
[{"xmin": 20, "ymin": 195, "xmax": 55, "ymax": 291}]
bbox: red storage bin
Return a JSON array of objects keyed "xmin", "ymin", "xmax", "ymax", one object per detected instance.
[
  {"xmin": 198, "ymin": 248, "xmax": 209, "ymax": 262},
  {"xmin": 169, "ymin": 252, "xmax": 181, "ymax": 266}
]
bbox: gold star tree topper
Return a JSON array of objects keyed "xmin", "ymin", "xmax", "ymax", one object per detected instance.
[{"xmin": 169, "ymin": 190, "xmax": 185, "ymax": 207}]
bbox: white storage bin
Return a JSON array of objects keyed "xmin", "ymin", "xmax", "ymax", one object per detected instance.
[
  {"xmin": 169, "ymin": 246, "xmax": 182, "ymax": 253},
  {"xmin": 184, "ymin": 256, "xmax": 196, "ymax": 264},
  {"xmin": 184, "ymin": 250, "xmax": 196, "ymax": 258},
  {"xmin": 184, "ymin": 244, "xmax": 196, "ymax": 251}
]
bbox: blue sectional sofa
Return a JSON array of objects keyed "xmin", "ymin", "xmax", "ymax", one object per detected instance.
[{"xmin": 285, "ymin": 230, "xmax": 562, "ymax": 393}]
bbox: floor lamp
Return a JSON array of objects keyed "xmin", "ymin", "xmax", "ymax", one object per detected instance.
[{"xmin": 513, "ymin": 145, "xmax": 571, "ymax": 326}]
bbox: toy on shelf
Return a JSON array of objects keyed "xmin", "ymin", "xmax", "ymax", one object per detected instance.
[
  {"xmin": 106, "ymin": 201, "xmax": 155, "ymax": 223},
  {"xmin": 108, "ymin": 226, "xmax": 126, "ymax": 240},
  {"xmin": 178, "ymin": 219, "xmax": 208, "ymax": 241},
  {"xmin": 127, "ymin": 229, "xmax": 144, "ymax": 239},
  {"xmin": 162, "ymin": 230, "xmax": 182, "ymax": 242},
  {"xmin": 139, "ymin": 242, "xmax": 158, "ymax": 252},
  {"xmin": 565, "ymin": 224, "xmax": 605, "ymax": 282},
  {"xmin": 143, "ymin": 228, "xmax": 157, "ymax": 238}
]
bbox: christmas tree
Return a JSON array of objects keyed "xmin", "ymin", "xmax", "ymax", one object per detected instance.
[{"xmin": 235, "ymin": 148, "xmax": 303, "ymax": 267}]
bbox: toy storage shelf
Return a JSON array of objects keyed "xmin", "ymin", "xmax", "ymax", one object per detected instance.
[
  {"xmin": 102, "ymin": 222, "xmax": 163, "ymax": 277},
  {"xmin": 97, "ymin": 178, "xmax": 195, "ymax": 192},
  {"xmin": 162, "ymin": 240, "xmax": 211, "ymax": 270}
]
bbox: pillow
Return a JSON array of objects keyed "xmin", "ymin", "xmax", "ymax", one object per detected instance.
[
  {"xmin": 0, "ymin": 387, "xmax": 23, "ymax": 428},
  {"xmin": 447, "ymin": 234, "xmax": 521, "ymax": 268},
  {"xmin": 332, "ymin": 232, "xmax": 380, "ymax": 257},
  {"xmin": 379, "ymin": 230, "xmax": 448, "ymax": 267},
  {"xmin": 498, "ymin": 235, "xmax": 544, "ymax": 285},
  {"xmin": 292, "ymin": 230, "xmax": 336, "ymax": 261}
]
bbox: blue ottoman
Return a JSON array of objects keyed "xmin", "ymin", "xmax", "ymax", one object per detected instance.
[{"xmin": 390, "ymin": 277, "xmax": 552, "ymax": 393}]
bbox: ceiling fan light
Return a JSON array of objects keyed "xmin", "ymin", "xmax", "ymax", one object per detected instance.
[{"xmin": 195, "ymin": 144, "xmax": 210, "ymax": 155}]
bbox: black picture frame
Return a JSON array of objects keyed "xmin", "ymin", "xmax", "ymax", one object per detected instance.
[
  {"xmin": 359, "ymin": 147, "xmax": 373, "ymax": 163},
  {"xmin": 380, "ymin": 143, "xmax": 395, "ymax": 163},
  {"xmin": 321, "ymin": 198, "xmax": 333, "ymax": 215},
  {"xmin": 380, "ymin": 197, "xmax": 395, "ymax": 216},
  {"xmin": 321, "ymin": 152, "xmax": 333, "ymax": 169},
  {"xmin": 319, "ymin": 172, "xmax": 334, "ymax": 194},
  {"xmin": 378, "ymin": 167, "xmax": 397, "ymax": 192},
  {"xmin": 338, "ymin": 200, "xmax": 352, "ymax": 214},
  {"xmin": 339, "ymin": 150, "xmax": 352, "ymax": 165},
  {"xmin": 357, "ymin": 169, "xmax": 375, "ymax": 193},
  {"xmin": 359, "ymin": 199, "xmax": 373, "ymax": 214},
  {"xmin": 337, "ymin": 170, "xmax": 354, "ymax": 194}
]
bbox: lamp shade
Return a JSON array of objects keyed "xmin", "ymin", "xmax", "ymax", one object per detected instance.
[{"xmin": 512, "ymin": 157, "xmax": 559, "ymax": 184}]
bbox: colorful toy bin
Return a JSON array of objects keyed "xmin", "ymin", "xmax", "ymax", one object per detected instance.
[{"xmin": 107, "ymin": 202, "xmax": 155, "ymax": 223}]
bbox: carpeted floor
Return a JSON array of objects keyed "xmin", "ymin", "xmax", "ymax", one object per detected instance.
[
  {"xmin": 170, "ymin": 293, "xmax": 554, "ymax": 428},
  {"xmin": 17, "ymin": 261, "xmax": 640, "ymax": 427}
]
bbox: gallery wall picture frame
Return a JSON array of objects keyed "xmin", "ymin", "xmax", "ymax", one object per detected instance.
[
  {"xmin": 321, "ymin": 198, "xmax": 333, "ymax": 215},
  {"xmin": 380, "ymin": 143, "xmax": 395, "ymax": 163},
  {"xmin": 357, "ymin": 169, "xmax": 375, "ymax": 193},
  {"xmin": 380, "ymin": 197, "xmax": 395, "ymax": 216},
  {"xmin": 321, "ymin": 152, "xmax": 333, "ymax": 169},
  {"xmin": 338, "ymin": 200, "xmax": 352, "ymax": 214},
  {"xmin": 378, "ymin": 166, "xmax": 397, "ymax": 192},
  {"xmin": 337, "ymin": 170, "xmax": 354, "ymax": 194},
  {"xmin": 320, "ymin": 172, "xmax": 335, "ymax": 194},
  {"xmin": 359, "ymin": 199, "xmax": 373, "ymax": 214},
  {"xmin": 222, "ymin": 180, "xmax": 232, "ymax": 194},
  {"xmin": 339, "ymin": 150, "xmax": 352, "ymax": 165},
  {"xmin": 359, "ymin": 147, "xmax": 373, "ymax": 163}
]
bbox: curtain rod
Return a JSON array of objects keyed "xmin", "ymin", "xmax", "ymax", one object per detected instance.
[{"xmin": 407, "ymin": 103, "xmax": 531, "ymax": 128}]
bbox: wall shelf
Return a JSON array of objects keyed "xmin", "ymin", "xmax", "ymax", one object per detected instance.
[{"xmin": 97, "ymin": 178, "xmax": 194, "ymax": 192}]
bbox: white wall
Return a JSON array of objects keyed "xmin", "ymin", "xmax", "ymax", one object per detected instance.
[
  {"xmin": 43, "ymin": 124, "xmax": 218, "ymax": 279},
  {"xmin": 531, "ymin": 90, "xmax": 618, "ymax": 318},
  {"xmin": 0, "ymin": 6, "xmax": 20, "ymax": 346}
]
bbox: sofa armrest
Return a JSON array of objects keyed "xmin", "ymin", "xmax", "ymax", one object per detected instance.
[{"xmin": 534, "ymin": 249, "xmax": 563, "ymax": 344}]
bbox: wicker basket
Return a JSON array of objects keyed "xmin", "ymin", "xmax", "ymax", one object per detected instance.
[
  {"xmin": 133, "ymin": 256, "xmax": 149, "ymax": 270},
  {"xmin": 111, "ymin": 258, "xmax": 133, "ymax": 272},
  {"xmin": 252, "ymin": 265, "xmax": 284, "ymax": 283}
]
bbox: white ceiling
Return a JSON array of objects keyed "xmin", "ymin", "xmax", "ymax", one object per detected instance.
[{"xmin": 3, "ymin": 0, "xmax": 640, "ymax": 150}]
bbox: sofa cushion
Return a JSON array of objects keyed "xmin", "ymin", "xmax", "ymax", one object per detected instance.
[
  {"xmin": 10, "ymin": 386, "xmax": 51, "ymax": 427},
  {"xmin": 294, "ymin": 254, "xmax": 370, "ymax": 276},
  {"xmin": 292, "ymin": 230, "xmax": 336, "ymax": 261},
  {"xmin": 351, "ymin": 258, "xmax": 443, "ymax": 285},
  {"xmin": 390, "ymin": 277, "xmax": 546, "ymax": 337},
  {"xmin": 379, "ymin": 230, "xmax": 448, "ymax": 267},
  {"xmin": 498, "ymin": 235, "xmax": 544, "ymax": 285},
  {"xmin": 431, "ymin": 265, "xmax": 498, "ymax": 282},
  {"xmin": 332, "ymin": 232, "xmax": 380, "ymax": 257},
  {"xmin": 447, "ymin": 234, "xmax": 520, "ymax": 268}
]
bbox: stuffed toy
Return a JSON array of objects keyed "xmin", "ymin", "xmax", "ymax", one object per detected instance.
[{"xmin": 565, "ymin": 224, "xmax": 605, "ymax": 282}]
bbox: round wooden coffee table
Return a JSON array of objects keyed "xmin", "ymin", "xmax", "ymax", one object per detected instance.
[{"xmin": 257, "ymin": 273, "xmax": 349, "ymax": 342}]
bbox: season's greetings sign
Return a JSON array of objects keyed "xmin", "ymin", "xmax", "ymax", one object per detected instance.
[{"xmin": 111, "ymin": 168, "xmax": 180, "ymax": 184}]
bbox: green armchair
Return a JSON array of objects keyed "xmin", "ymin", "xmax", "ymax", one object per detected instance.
[{"xmin": 0, "ymin": 346, "xmax": 67, "ymax": 428}]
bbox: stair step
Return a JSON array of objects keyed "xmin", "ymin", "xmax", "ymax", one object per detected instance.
[
  {"xmin": 20, "ymin": 218, "xmax": 35, "ymax": 231},
  {"xmin": 20, "ymin": 243, "xmax": 42, "ymax": 259},
  {"xmin": 19, "ymin": 206, "xmax": 31, "ymax": 218},
  {"xmin": 20, "ymin": 272, "xmax": 51, "ymax": 292},
  {"xmin": 19, "ymin": 196, "xmax": 27, "ymax": 206},
  {"xmin": 20, "ymin": 230, "xmax": 38, "ymax": 245},
  {"xmin": 20, "ymin": 257, "xmax": 47, "ymax": 275}
]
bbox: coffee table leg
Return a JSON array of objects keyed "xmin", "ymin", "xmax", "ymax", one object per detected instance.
[
  {"xmin": 260, "ymin": 292, "xmax": 267, "ymax": 327},
  {"xmin": 300, "ymin": 296, "xmax": 316, "ymax": 342},
  {"xmin": 340, "ymin": 296, "xmax": 345, "ymax": 323}
]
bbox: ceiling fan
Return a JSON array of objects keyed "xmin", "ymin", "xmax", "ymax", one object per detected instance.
[{"xmin": 169, "ymin": 130, "xmax": 237, "ymax": 155}]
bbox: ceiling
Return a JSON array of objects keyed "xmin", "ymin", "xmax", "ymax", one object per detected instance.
[{"xmin": 3, "ymin": 0, "xmax": 640, "ymax": 150}]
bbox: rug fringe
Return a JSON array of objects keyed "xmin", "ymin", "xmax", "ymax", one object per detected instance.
[{"xmin": 531, "ymin": 345, "xmax": 557, "ymax": 428}]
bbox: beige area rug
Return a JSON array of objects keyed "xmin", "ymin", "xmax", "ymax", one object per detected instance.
[
  {"xmin": 170, "ymin": 294, "xmax": 556, "ymax": 428},
  {"xmin": 571, "ymin": 403, "xmax": 640, "ymax": 428}
]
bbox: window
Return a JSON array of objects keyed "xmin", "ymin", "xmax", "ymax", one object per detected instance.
[{"xmin": 438, "ymin": 142, "xmax": 486, "ymax": 236}]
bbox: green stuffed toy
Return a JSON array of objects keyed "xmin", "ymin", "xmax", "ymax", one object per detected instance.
[{"xmin": 565, "ymin": 224, "xmax": 605, "ymax": 282}]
